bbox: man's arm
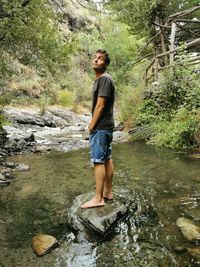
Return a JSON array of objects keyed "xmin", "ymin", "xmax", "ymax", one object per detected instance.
[{"xmin": 89, "ymin": 96, "xmax": 106, "ymax": 133}]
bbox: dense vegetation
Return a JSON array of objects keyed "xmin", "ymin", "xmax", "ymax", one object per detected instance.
[{"xmin": 0, "ymin": 0, "xmax": 199, "ymax": 151}]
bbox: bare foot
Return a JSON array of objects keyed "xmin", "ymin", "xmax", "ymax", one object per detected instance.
[
  {"xmin": 103, "ymin": 192, "xmax": 113, "ymax": 201},
  {"xmin": 81, "ymin": 197, "xmax": 104, "ymax": 209}
]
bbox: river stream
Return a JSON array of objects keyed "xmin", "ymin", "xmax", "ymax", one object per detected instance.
[{"xmin": 0, "ymin": 142, "xmax": 199, "ymax": 267}]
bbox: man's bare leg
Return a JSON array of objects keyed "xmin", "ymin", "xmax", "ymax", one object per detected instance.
[
  {"xmin": 103, "ymin": 159, "xmax": 114, "ymax": 200},
  {"xmin": 81, "ymin": 163, "xmax": 105, "ymax": 208}
]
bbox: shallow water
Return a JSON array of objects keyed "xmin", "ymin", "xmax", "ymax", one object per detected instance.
[{"xmin": 0, "ymin": 142, "xmax": 199, "ymax": 266}]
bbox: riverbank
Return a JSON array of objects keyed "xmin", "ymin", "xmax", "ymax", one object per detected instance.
[
  {"xmin": 2, "ymin": 105, "xmax": 129, "ymax": 154},
  {"xmin": 0, "ymin": 105, "xmax": 129, "ymax": 188}
]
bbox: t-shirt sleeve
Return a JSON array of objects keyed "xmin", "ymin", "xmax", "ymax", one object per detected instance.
[{"xmin": 97, "ymin": 77, "xmax": 112, "ymax": 97}]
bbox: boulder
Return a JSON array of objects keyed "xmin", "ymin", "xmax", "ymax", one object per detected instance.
[
  {"xmin": 14, "ymin": 163, "xmax": 30, "ymax": 172},
  {"xmin": 176, "ymin": 217, "xmax": 200, "ymax": 241},
  {"xmin": 114, "ymin": 122, "xmax": 125, "ymax": 131},
  {"xmin": 0, "ymin": 173, "xmax": 10, "ymax": 187},
  {"xmin": 2, "ymin": 161, "xmax": 18, "ymax": 169},
  {"xmin": 3, "ymin": 130, "xmax": 36, "ymax": 153},
  {"xmin": 67, "ymin": 193, "xmax": 130, "ymax": 239},
  {"xmin": 32, "ymin": 234, "xmax": 59, "ymax": 256},
  {"xmin": 187, "ymin": 247, "xmax": 200, "ymax": 259}
]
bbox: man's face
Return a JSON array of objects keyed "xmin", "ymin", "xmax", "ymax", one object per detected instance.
[{"xmin": 92, "ymin": 52, "xmax": 107, "ymax": 71}]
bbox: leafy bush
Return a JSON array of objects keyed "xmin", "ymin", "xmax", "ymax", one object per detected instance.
[
  {"xmin": 57, "ymin": 90, "xmax": 74, "ymax": 107},
  {"xmin": 135, "ymin": 64, "xmax": 200, "ymax": 150},
  {"xmin": 118, "ymin": 84, "xmax": 142, "ymax": 128},
  {"xmin": 149, "ymin": 108, "xmax": 199, "ymax": 149}
]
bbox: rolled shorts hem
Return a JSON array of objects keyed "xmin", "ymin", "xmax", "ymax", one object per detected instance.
[{"xmin": 91, "ymin": 156, "xmax": 111, "ymax": 164}]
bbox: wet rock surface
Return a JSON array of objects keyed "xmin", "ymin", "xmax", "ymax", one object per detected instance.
[
  {"xmin": 174, "ymin": 217, "xmax": 200, "ymax": 261},
  {"xmin": 32, "ymin": 234, "xmax": 59, "ymax": 256},
  {"xmin": 1, "ymin": 107, "xmax": 128, "ymax": 156},
  {"xmin": 0, "ymin": 107, "xmax": 128, "ymax": 190},
  {"xmin": 176, "ymin": 217, "xmax": 200, "ymax": 242},
  {"xmin": 3, "ymin": 107, "xmax": 92, "ymax": 154},
  {"xmin": 0, "ymin": 161, "xmax": 30, "ymax": 188},
  {"xmin": 67, "ymin": 193, "xmax": 131, "ymax": 239},
  {"xmin": 0, "ymin": 142, "xmax": 199, "ymax": 266}
]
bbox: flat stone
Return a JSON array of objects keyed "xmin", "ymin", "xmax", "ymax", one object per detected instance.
[
  {"xmin": 2, "ymin": 161, "xmax": 18, "ymax": 169},
  {"xmin": 67, "ymin": 193, "xmax": 129, "ymax": 238},
  {"xmin": 32, "ymin": 234, "xmax": 59, "ymax": 256},
  {"xmin": 176, "ymin": 217, "xmax": 200, "ymax": 241},
  {"xmin": 14, "ymin": 163, "xmax": 30, "ymax": 172},
  {"xmin": 0, "ymin": 179, "xmax": 10, "ymax": 187}
]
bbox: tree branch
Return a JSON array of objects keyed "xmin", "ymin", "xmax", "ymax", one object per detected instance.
[
  {"xmin": 177, "ymin": 23, "xmax": 200, "ymax": 38},
  {"xmin": 153, "ymin": 22, "xmax": 171, "ymax": 29},
  {"xmin": 137, "ymin": 31, "xmax": 161, "ymax": 54},
  {"xmin": 130, "ymin": 53, "xmax": 154, "ymax": 66},
  {"xmin": 176, "ymin": 19, "xmax": 200, "ymax": 23},
  {"xmin": 169, "ymin": 5, "xmax": 200, "ymax": 19}
]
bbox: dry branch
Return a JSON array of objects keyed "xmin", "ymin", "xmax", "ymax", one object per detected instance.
[
  {"xmin": 137, "ymin": 31, "xmax": 161, "ymax": 54},
  {"xmin": 169, "ymin": 5, "xmax": 200, "ymax": 19},
  {"xmin": 130, "ymin": 53, "xmax": 154, "ymax": 66},
  {"xmin": 153, "ymin": 22, "xmax": 171, "ymax": 29},
  {"xmin": 156, "ymin": 38, "xmax": 200, "ymax": 58},
  {"xmin": 176, "ymin": 19, "xmax": 200, "ymax": 23}
]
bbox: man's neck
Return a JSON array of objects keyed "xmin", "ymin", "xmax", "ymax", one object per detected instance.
[{"xmin": 95, "ymin": 70, "xmax": 106, "ymax": 79}]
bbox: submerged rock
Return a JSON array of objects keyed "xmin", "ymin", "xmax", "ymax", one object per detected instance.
[
  {"xmin": 0, "ymin": 177, "xmax": 10, "ymax": 187},
  {"xmin": 187, "ymin": 247, "xmax": 200, "ymax": 259},
  {"xmin": 173, "ymin": 245, "xmax": 200, "ymax": 260},
  {"xmin": 2, "ymin": 161, "xmax": 18, "ymax": 169},
  {"xmin": 67, "ymin": 193, "xmax": 130, "ymax": 239},
  {"xmin": 32, "ymin": 234, "xmax": 59, "ymax": 256},
  {"xmin": 14, "ymin": 163, "xmax": 30, "ymax": 172},
  {"xmin": 176, "ymin": 217, "xmax": 200, "ymax": 241}
]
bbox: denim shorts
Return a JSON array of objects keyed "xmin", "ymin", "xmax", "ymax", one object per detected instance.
[{"xmin": 89, "ymin": 130, "xmax": 113, "ymax": 163}]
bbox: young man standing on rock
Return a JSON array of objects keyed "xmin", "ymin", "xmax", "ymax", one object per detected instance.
[{"xmin": 81, "ymin": 49, "xmax": 115, "ymax": 209}]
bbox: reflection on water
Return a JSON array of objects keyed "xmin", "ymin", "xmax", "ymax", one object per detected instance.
[{"xmin": 0, "ymin": 142, "xmax": 199, "ymax": 266}]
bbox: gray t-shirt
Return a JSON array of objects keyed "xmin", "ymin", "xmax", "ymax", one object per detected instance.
[{"xmin": 92, "ymin": 73, "xmax": 115, "ymax": 131}]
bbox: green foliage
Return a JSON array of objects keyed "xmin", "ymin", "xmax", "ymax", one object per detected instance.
[
  {"xmin": 102, "ymin": 19, "xmax": 145, "ymax": 86},
  {"xmin": 57, "ymin": 90, "xmax": 74, "ymax": 107},
  {"xmin": 0, "ymin": 0, "xmax": 77, "ymax": 91},
  {"xmin": 38, "ymin": 96, "xmax": 50, "ymax": 115},
  {"xmin": 135, "ymin": 65, "xmax": 200, "ymax": 150},
  {"xmin": 0, "ymin": 93, "xmax": 12, "ymax": 108},
  {"xmin": 0, "ymin": 0, "xmax": 76, "ymax": 65},
  {"xmin": 137, "ymin": 99, "xmax": 159, "ymax": 125},
  {"xmin": 150, "ymin": 108, "xmax": 199, "ymax": 149},
  {"xmin": 64, "ymin": 18, "xmax": 144, "ymax": 112},
  {"xmin": 117, "ymin": 61, "xmax": 149, "ymax": 126},
  {"xmin": 106, "ymin": 0, "xmax": 200, "ymax": 38},
  {"xmin": 77, "ymin": 18, "xmax": 145, "ymax": 87},
  {"xmin": 0, "ymin": 92, "xmax": 12, "ymax": 126}
]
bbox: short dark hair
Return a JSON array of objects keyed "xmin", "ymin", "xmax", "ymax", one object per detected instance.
[{"xmin": 96, "ymin": 49, "xmax": 111, "ymax": 66}]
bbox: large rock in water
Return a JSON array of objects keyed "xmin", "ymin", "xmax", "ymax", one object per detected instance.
[
  {"xmin": 176, "ymin": 217, "xmax": 200, "ymax": 241},
  {"xmin": 32, "ymin": 234, "xmax": 59, "ymax": 256},
  {"xmin": 67, "ymin": 193, "xmax": 130, "ymax": 239}
]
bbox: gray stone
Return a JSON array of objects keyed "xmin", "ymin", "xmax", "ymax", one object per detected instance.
[
  {"xmin": 14, "ymin": 163, "xmax": 30, "ymax": 172},
  {"xmin": 67, "ymin": 193, "xmax": 128, "ymax": 238},
  {"xmin": 113, "ymin": 131, "xmax": 129, "ymax": 142},
  {"xmin": 1, "ymin": 170, "xmax": 13, "ymax": 180},
  {"xmin": 2, "ymin": 161, "xmax": 18, "ymax": 169},
  {"xmin": 0, "ymin": 176, "xmax": 10, "ymax": 187},
  {"xmin": 0, "ymin": 173, "xmax": 5, "ymax": 180}
]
